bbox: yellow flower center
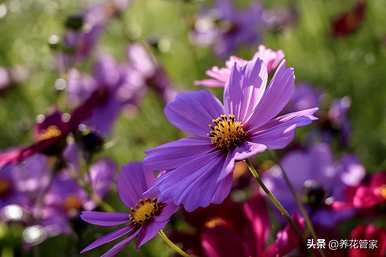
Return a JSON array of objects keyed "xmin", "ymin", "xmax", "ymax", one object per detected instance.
[
  {"xmin": 0, "ymin": 179, "xmax": 11, "ymax": 197},
  {"xmin": 63, "ymin": 195, "xmax": 82, "ymax": 212},
  {"xmin": 37, "ymin": 125, "xmax": 62, "ymax": 141},
  {"xmin": 205, "ymin": 217, "xmax": 227, "ymax": 229},
  {"xmin": 377, "ymin": 185, "xmax": 386, "ymax": 199},
  {"xmin": 130, "ymin": 198, "xmax": 164, "ymax": 226},
  {"xmin": 209, "ymin": 114, "xmax": 247, "ymax": 151}
]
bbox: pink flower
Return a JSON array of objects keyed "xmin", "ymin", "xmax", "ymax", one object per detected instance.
[{"xmin": 195, "ymin": 45, "xmax": 284, "ymax": 87}]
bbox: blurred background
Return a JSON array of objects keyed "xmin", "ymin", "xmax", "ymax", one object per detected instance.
[{"xmin": 0, "ymin": 0, "xmax": 385, "ymax": 256}]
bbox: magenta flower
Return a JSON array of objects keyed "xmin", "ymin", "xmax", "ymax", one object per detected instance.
[
  {"xmin": 195, "ymin": 45, "xmax": 284, "ymax": 87},
  {"xmin": 80, "ymin": 161, "xmax": 177, "ymax": 257},
  {"xmin": 145, "ymin": 57, "xmax": 318, "ymax": 211}
]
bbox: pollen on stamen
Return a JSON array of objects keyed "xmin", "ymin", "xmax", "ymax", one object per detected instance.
[
  {"xmin": 37, "ymin": 125, "xmax": 62, "ymax": 141},
  {"xmin": 208, "ymin": 114, "xmax": 247, "ymax": 151},
  {"xmin": 129, "ymin": 198, "xmax": 165, "ymax": 226}
]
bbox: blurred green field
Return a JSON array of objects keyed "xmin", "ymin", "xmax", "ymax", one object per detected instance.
[{"xmin": 0, "ymin": 0, "xmax": 385, "ymax": 256}]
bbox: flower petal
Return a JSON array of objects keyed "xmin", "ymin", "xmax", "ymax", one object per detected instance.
[
  {"xmin": 164, "ymin": 90, "xmax": 223, "ymax": 136},
  {"xmin": 135, "ymin": 203, "xmax": 178, "ymax": 248},
  {"xmin": 202, "ymin": 226, "xmax": 250, "ymax": 257},
  {"xmin": 250, "ymin": 108, "xmax": 318, "ymax": 149},
  {"xmin": 148, "ymin": 151, "xmax": 232, "ymax": 212},
  {"xmin": 144, "ymin": 137, "xmax": 213, "ymax": 172},
  {"xmin": 217, "ymin": 142, "xmax": 266, "ymax": 181},
  {"xmin": 117, "ymin": 161, "xmax": 152, "ymax": 209},
  {"xmin": 247, "ymin": 60, "xmax": 295, "ymax": 129},
  {"xmin": 224, "ymin": 57, "xmax": 267, "ymax": 122},
  {"xmin": 80, "ymin": 211, "xmax": 130, "ymax": 227},
  {"xmin": 100, "ymin": 230, "xmax": 141, "ymax": 257},
  {"xmin": 81, "ymin": 226, "xmax": 133, "ymax": 253},
  {"xmin": 89, "ymin": 158, "xmax": 116, "ymax": 199}
]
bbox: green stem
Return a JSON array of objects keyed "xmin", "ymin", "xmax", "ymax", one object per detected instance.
[
  {"xmin": 246, "ymin": 160, "xmax": 304, "ymax": 238},
  {"xmin": 159, "ymin": 230, "xmax": 191, "ymax": 257},
  {"xmin": 269, "ymin": 151, "xmax": 326, "ymax": 257}
]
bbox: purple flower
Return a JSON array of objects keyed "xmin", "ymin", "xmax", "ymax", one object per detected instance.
[
  {"xmin": 55, "ymin": 0, "xmax": 131, "ymax": 71},
  {"xmin": 80, "ymin": 161, "xmax": 177, "ymax": 256},
  {"xmin": 40, "ymin": 172, "xmax": 88, "ymax": 234},
  {"xmin": 67, "ymin": 54, "xmax": 144, "ymax": 135},
  {"xmin": 144, "ymin": 57, "xmax": 318, "ymax": 211},
  {"xmin": 191, "ymin": 0, "xmax": 265, "ymax": 57},
  {"xmin": 263, "ymin": 143, "xmax": 365, "ymax": 227},
  {"xmin": 195, "ymin": 45, "xmax": 284, "ymax": 87},
  {"xmin": 88, "ymin": 158, "xmax": 116, "ymax": 199},
  {"xmin": 126, "ymin": 43, "xmax": 177, "ymax": 103},
  {"xmin": 283, "ymin": 83, "xmax": 323, "ymax": 113}
]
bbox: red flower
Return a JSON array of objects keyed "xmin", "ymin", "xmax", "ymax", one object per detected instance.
[
  {"xmin": 175, "ymin": 193, "xmax": 304, "ymax": 257},
  {"xmin": 349, "ymin": 224, "xmax": 386, "ymax": 257},
  {"xmin": 332, "ymin": 172, "xmax": 386, "ymax": 211},
  {"xmin": 332, "ymin": 0, "xmax": 366, "ymax": 38}
]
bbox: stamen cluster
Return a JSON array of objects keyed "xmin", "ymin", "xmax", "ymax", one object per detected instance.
[
  {"xmin": 209, "ymin": 114, "xmax": 247, "ymax": 151},
  {"xmin": 129, "ymin": 198, "xmax": 165, "ymax": 226}
]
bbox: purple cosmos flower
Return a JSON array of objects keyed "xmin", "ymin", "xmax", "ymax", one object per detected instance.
[
  {"xmin": 126, "ymin": 43, "xmax": 177, "ymax": 103},
  {"xmin": 39, "ymin": 172, "xmax": 88, "ymax": 234},
  {"xmin": 67, "ymin": 54, "xmax": 144, "ymax": 135},
  {"xmin": 55, "ymin": 0, "xmax": 131, "ymax": 71},
  {"xmin": 144, "ymin": 57, "xmax": 318, "ymax": 211},
  {"xmin": 263, "ymin": 143, "xmax": 365, "ymax": 227},
  {"xmin": 88, "ymin": 158, "xmax": 116, "ymax": 200},
  {"xmin": 283, "ymin": 83, "xmax": 323, "ymax": 113},
  {"xmin": 195, "ymin": 45, "xmax": 284, "ymax": 87},
  {"xmin": 80, "ymin": 161, "xmax": 177, "ymax": 257},
  {"xmin": 191, "ymin": 0, "xmax": 265, "ymax": 57}
]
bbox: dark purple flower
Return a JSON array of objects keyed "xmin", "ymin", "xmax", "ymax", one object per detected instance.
[
  {"xmin": 67, "ymin": 54, "xmax": 144, "ymax": 135},
  {"xmin": 81, "ymin": 161, "xmax": 177, "ymax": 256},
  {"xmin": 263, "ymin": 143, "xmax": 365, "ymax": 227},
  {"xmin": 191, "ymin": 0, "xmax": 265, "ymax": 57},
  {"xmin": 0, "ymin": 88, "xmax": 109, "ymax": 168},
  {"xmin": 145, "ymin": 57, "xmax": 318, "ymax": 211}
]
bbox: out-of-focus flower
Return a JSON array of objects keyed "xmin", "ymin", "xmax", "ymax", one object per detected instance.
[
  {"xmin": 127, "ymin": 43, "xmax": 177, "ymax": 103},
  {"xmin": 39, "ymin": 172, "xmax": 88, "ymax": 234},
  {"xmin": 333, "ymin": 172, "xmax": 386, "ymax": 210},
  {"xmin": 195, "ymin": 45, "xmax": 284, "ymax": 87},
  {"xmin": 349, "ymin": 224, "xmax": 386, "ymax": 257},
  {"xmin": 0, "ymin": 67, "xmax": 10, "ymax": 91},
  {"xmin": 145, "ymin": 56, "xmax": 317, "ymax": 211},
  {"xmin": 67, "ymin": 54, "xmax": 144, "ymax": 135},
  {"xmin": 88, "ymin": 158, "xmax": 116, "ymax": 199},
  {"xmin": 0, "ymin": 65, "xmax": 29, "ymax": 93},
  {"xmin": 263, "ymin": 143, "xmax": 365, "ymax": 227},
  {"xmin": 332, "ymin": 0, "xmax": 366, "ymax": 38},
  {"xmin": 191, "ymin": 0, "xmax": 265, "ymax": 57},
  {"xmin": 174, "ymin": 194, "xmax": 304, "ymax": 257},
  {"xmin": 262, "ymin": 6, "xmax": 298, "ymax": 32},
  {"xmin": 0, "ymin": 90, "xmax": 107, "ymax": 168},
  {"xmin": 54, "ymin": 0, "xmax": 131, "ymax": 71},
  {"xmin": 284, "ymin": 83, "xmax": 323, "ymax": 113},
  {"xmin": 81, "ymin": 161, "xmax": 177, "ymax": 257}
]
